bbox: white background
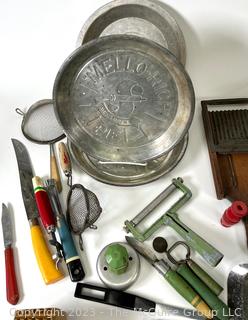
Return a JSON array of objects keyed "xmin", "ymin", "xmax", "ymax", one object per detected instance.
[{"xmin": 1, "ymin": 0, "xmax": 248, "ymax": 319}]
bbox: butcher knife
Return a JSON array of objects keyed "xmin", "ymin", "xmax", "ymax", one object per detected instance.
[{"xmin": 12, "ymin": 138, "xmax": 63, "ymax": 284}]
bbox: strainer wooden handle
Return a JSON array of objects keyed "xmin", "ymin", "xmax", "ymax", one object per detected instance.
[
  {"xmin": 58, "ymin": 142, "xmax": 71, "ymax": 176},
  {"xmin": 50, "ymin": 144, "xmax": 62, "ymax": 193}
]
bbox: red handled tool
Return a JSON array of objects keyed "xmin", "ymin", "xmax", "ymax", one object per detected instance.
[
  {"xmin": 32, "ymin": 176, "xmax": 63, "ymax": 265},
  {"xmin": 1, "ymin": 203, "xmax": 19, "ymax": 305}
]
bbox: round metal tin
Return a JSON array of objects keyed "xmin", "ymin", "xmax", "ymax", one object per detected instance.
[
  {"xmin": 76, "ymin": 0, "xmax": 186, "ymax": 65},
  {"xmin": 68, "ymin": 134, "xmax": 188, "ymax": 186},
  {"xmin": 96, "ymin": 242, "xmax": 140, "ymax": 290},
  {"xmin": 54, "ymin": 36, "xmax": 194, "ymax": 163}
]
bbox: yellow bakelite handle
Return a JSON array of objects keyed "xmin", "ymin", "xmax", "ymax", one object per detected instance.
[{"xmin": 30, "ymin": 225, "xmax": 64, "ymax": 284}]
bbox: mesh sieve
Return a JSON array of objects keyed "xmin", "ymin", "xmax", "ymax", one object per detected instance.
[
  {"xmin": 66, "ymin": 184, "xmax": 102, "ymax": 250},
  {"xmin": 16, "ymin": 99, "xmax": 64, "ymax": 144}
]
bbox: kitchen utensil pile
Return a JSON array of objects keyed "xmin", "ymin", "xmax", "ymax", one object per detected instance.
[{"xmin": 3, "ymin": 0, "xmax": 248, "ymax": 319}]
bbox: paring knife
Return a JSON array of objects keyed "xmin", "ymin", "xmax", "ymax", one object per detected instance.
[
  {"xmin": 12, "ymin": 138, "xmax": 63, "ymax": 284},
  {"xmin": 75, "ymin": 283, "xmax": 206, "ymax": 320},
  {"xmin": 1, "ymin": 204, "xmax": 19, "ymax": 305},
  {"xmin": 125, "ymin": 236, "xmax": 212, "ymax": 319}
]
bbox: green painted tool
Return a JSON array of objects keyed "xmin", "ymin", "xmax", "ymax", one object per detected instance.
[
  {"xmin": 153, "ymin": 238, "xmax": 224, "ymax": 296},
  {"xmin": 125, "ymin": 236, "xmax": 212, "ymax": 319},
  {"xmin": 176, "ymin": 263, "xmax": 229, "ymax": 320},
  {"xmin": 124, "ymin": 177, "xmax": 224, "ymax": 267},
  {"xmin": 187, "ymin": 259, "xmax": 223, "ymax": 296}
]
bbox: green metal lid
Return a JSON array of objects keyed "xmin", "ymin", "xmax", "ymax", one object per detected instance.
[
  {"xmin": 97, "ymin": 242, "xmax": 140, "ymax": 290},
  {"xmin": 105, "ymin": 243, "xmax": 129, "ymax": 275}
]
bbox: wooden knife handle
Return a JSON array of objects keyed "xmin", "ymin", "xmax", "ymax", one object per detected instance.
[
  {"xmin": 50, "ymin": 144, "xmax": 62, "ymax": 193},
  {"xmin": 30, "ymin": 225, "xmax": 64, "ymax": 284},
  {"xmin": 164, "ymin": 269, "xmax": 212, "ymax": 319},
  {"xmin": 187, "ymin": 259, "xmax": 223, "ymax": 296},
  {"xmin": 58, "ymin": 142, "xmax": 71, "ymax": 176},
  {"xmin": 177, "ymin": 263, "xmax": 229, "ymax": 320},
  {"xmin": 5, "ymin": 247, "xmax": 19, "ymax": 305}
]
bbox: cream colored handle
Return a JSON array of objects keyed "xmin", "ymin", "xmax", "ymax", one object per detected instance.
[
  {"xmin": 50, "ymin": 144, "xmax": 62, "ymax": 193},
  {"xmin": 58, "ymin": 142, "xmax": 71, "ymax": 176}
]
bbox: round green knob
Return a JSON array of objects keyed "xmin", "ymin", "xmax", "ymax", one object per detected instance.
[{"xmin": 105, "ymin": 243, "xmax": 129, "ymax": 275}]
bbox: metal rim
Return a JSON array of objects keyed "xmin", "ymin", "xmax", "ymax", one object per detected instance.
[
  {"xmin": 96, "ymin": 242, "xmax": 140, "ymax": 290},
  {"xmin": 67, "ymin": 134, "xmax": 188, "ymax": 187},
  {"xmin": 20, "ymin": 99, "xmax": 65, "ymax": 145},
  {"xmin": 54, "ymin": 36, "xmax": 194, "ymax": 163},
  {"xmin": 76, "ymin": 0, "xmax": 186, "ymax": 65}
]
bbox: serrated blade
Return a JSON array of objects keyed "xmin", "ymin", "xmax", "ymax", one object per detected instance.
[
  {"xmin": 1, "ymin": 204, "xmax": 13, "ymax": 248},
  {"xmin": 125, "ymin": 236, "xmax": 157, "ymax": 265},
  {"xmin": 12, "ymin": 139, "xmax": 38, "ymax": 221}
]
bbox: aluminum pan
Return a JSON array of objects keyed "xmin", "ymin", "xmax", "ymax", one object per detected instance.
[
  {"xmin": 53, "ymin": 35, "xmax": 195, "ymax": 162},
  {"xmin": 76, "ymin": 0, "xmax": 186, "ymax": 65},
  {"xmin": 68, "ymin": 134, "xmax": 188, "ymax": 186}
]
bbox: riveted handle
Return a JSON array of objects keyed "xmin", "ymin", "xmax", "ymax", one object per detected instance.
[{"xmin": 5, "ymin": 247, "xmax": 19, "ymax": 305}]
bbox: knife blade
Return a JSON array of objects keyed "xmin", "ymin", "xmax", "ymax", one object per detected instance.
[
  {"xmin": 2, "ymin": 204, "xmax": 13, "ymax": 248},
  {"xmin": 12, "ymin": 138, "xmax": 63, "ymax": 284},
  {"xmin": 125, "ymin": 236, "xmax": 158, "ymax": 265},
  {"xmin": 2, "ymin": 203, "xmax": 19, "ymax": 305},
  {"xmin": 125, "ymin": 237, "xmax": 212, "ymax": 319}
]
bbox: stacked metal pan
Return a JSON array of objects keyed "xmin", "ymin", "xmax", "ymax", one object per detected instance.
[{"xmin": 53, "ymin": 0, "xmax": 195, "ymax": 186}]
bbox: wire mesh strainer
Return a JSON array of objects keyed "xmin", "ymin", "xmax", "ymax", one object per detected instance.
[
  {"xmin": 58, "ymin": 142, "xmax": 102, "ymax": 250},
  {"xmin": 66, "ymin": 184, "xmax": 102, "ymax": 250},
  {"xmin": 16, "ymin": 99, "xmax": 64, "ymax": 144},
  {"xmin": 16, "ymin": 99, "xmax": 65, "ymax": 192}
]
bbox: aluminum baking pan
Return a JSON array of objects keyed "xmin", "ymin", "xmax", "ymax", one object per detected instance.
[
  {"xmin": 76, "ymin": 0, "xmax": 186, "ymax": 65},
  {"xmin": 68, "ymin": 134, "xmax": 188, "ymax": 186},
  {"xmin": 53, "ymin": 35, "xmax": 195, "ymax": 163}
]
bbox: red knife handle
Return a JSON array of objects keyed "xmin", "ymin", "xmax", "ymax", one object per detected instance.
[
  {"xmin": 33, "ymin": 176, "xmax": 56, "ymax": 230},
  {"xmin": 5, "ymin": 247, "xmax": 19, "ymax": 305}
]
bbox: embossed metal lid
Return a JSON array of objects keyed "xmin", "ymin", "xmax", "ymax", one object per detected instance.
[{"xmin": 53, "ymin": 35, "xmax": 195, "ymax": 162}]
